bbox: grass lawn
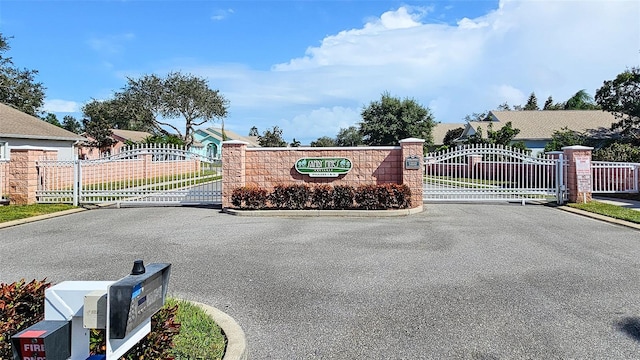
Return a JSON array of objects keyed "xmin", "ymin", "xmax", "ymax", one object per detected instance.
[
  {"xmin": 0, "ymin": 207, "xmax": 228, "ymax": 358},
  {"xmin": 0, "ymin": 203, "xmax": 76, "ymax": 223},
  {"xmin": 568, "ymin": 201, "xmax": 640, "ymax": 224},
  {"xmin": 167, "ymin": 298, "xmax": 227, "ymax": 359}
]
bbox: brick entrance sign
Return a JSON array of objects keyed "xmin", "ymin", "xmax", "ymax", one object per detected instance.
[{"xmin": 222, "ymin": 138, "xmax": 425, "ymax": 210}]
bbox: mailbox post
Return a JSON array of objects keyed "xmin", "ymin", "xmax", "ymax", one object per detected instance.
[
  {"xmin": 106, "ymin": 261, "xmax": 171, "ymax": 359},
  {"xmin": 11, "ymin": 260, "xmax": 171, "ymax": 360}
]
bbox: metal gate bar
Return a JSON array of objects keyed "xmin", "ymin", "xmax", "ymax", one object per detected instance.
[
  {"xmin": 423, "ymin": 144, "xmax": 566, "ymax": 204},
  {"xmin": 36, "ymin": 144, "xmax": 222, "ymax": 206}
]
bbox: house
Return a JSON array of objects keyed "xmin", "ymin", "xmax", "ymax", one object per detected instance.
[
  {"xmin": 457, "ymin": 110, "xmax": 619, "ymax": 155},
  {"xmin": 431, "ymin": 123, "xmax": 465, "ymax": 149},
  {"xmin": 192, "ymin": 127, "xmax": 260, "ymax": 158},
  {"xmin": 79, "ymin": 128, "xmax": 152, "ymax": 159},
  {"xmin": 0, "ymin": 103, "xmax": 85, "ymax": 161}
]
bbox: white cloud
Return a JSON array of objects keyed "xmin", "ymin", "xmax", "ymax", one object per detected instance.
[
  {"xmin": 87, "ymin": 33, "xmax": 135, "ymax": 54},
  {"xmin": 211, "ymin": 8, "xmax": 234, "ymax": 21},
  {"xmin": 280, "ymin": 106, "xmax": 361, "ymax": 142},
  {"xmin": 139, "ymin": 1, "xmax": 640, "ymax": 143},
  {"xmin": 43, "ymin": 99, "xmax": 80, "ymax": 113}
]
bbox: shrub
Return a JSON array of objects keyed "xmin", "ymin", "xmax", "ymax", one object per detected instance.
[
  {"xmin": 268, "ymin": 184, "xmax": 288, "ymax": 209},
  {"xmin": 284, "ymin": 184, "xmax": 310, "ymax": 209},
  {"xmin": 332, "ymin": 185, "xmax": 355, "ymax": 209},
  {"xmin": 269, "ymin": 184, "xmax": 310, "ymax": 209},
  {"xmin": 593, "ymin": 143, "xmax": 640, "ymax": 162},
  {"xmin": 0, "ymin": 279, "xmax": 51, "ymax": 360},
  {"xmin": 354, "ymin": 184, "xmax": 380, "ymax": 210},
  {"xmin": 312, "ymin": 185, "xmax": 333, "ymax": 209},
  {"xmin": 387, "ymin": 184, "xmax": 412, "ymax": 209},
  {"xmin": 231, "ymin": 186, "xmax": 268, "ymax": 209},
  {"xmin": 90, "ymin": 303, "xmax": 181, "ymax": 359}
]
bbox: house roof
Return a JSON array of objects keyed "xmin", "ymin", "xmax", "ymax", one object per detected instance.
[
  {"xmin": 198, "ymin": 127, "xmax": 261, "ymax": 147},
  {"xmin": 110, "ymin": 129, "xmax": 153, "ymax": 142},
  {"xmin": 0, "ymin": 103, "xmax": 86, "ymax": 141},
  {"xmin": 466, "ymin": 110, "xmax": 618, "ymax": 140},
  {"xmin": 432, "ymin": 123, "xmax": 465, "ymax": 145}
]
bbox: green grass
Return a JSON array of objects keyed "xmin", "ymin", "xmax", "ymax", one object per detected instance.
[
  {"xmin": 167, "ymin": 298, "xmax": 227, "ymax": 360},
  {"xmin": 83, "ymin": 172, "xmax": 221, "ymax": 191},
  {"xmin": 424, "ymin": 175, "xmax": 510, "ymax": 187},
  {"xmin": 0, "ymin": 203, "xmax": 76, "ymax": 222},
  {"xmin": 568, "ymin": 201, "xmax": 640, "ymax": 224}
]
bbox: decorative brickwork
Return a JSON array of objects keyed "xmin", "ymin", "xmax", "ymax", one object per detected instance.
[
  {"xmin": 562, "ymin": 146, "xmax": 593, "ymax": 203},
  {"xmin": 222, "ymin": 139, "xmax": 425, "ymax": 210},
  {"xmin": 8, "ymin": 150, "xmax": 57, "ymax": 205}
]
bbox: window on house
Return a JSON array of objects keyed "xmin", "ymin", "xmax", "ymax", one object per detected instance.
[{"xmin": 0, "ymin": 142, "xmax": 7, "ymax": 160}]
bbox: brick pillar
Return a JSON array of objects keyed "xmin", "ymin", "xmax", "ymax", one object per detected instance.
[
  {"xmin": 8, "ymin": 149, "xmax": 45, "ymax": 205},
  {"xmin": 562, "ymin": 145, "xmax": 593, "ymax": 203},
  {"xmin": 400, "ymin": 138, "xmax": 425, "ymax": 209},
  {"xmin": 222, "ymin": 140, "xmax": 248, "ymax": 208}
]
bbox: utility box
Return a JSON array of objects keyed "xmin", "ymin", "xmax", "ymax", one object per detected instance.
[
  {"xmin": 84, "ymin": 290, "xmax": 107, "ymax": 329},
  {"xmin": 11, "ymin": 320, "xmax": 71, "ymax": 360}
]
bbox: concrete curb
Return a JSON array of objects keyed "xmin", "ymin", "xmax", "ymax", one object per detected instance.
[
  {"xmin": 222, "ymin": 205, "xmax": 424, "ymax": 217},
  {"xmin": 0, "ymin": 207, "xmax": 87, "ymax": 229},
  {"xmin": 558, "ymin": 205, "xmax": 640, "ymax": 231},
  {"xmin": 190, "ymin": 301, "xmax": 249, "ymax": 360}
]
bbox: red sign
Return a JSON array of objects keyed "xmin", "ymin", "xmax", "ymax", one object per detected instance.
[{"xmin": 18, "ymin": 337, "xmax": 46, "ymax": 360}]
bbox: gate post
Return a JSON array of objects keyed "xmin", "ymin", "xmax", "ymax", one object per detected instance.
[
  {"xmin": 562, "ymin": 145, "xmax": 593, "ymax": 203},
  {"xmin": 8, "ymin": 149, "xmax": 54, "ymax": 205},
  {"xmin": 400, "ymin": 138, "xmax": 425, "ymax": 209},
  {"xmin": 73, "ymin": 159, "xmax": 80, "ymax": 206},
  {"xmin": 222, "ymin": 140, "xmax": 248, "ymax": 209}
]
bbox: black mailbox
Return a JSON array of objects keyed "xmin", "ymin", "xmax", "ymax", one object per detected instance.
[
  {"xmin": 11, "ymin": 320, "xmax": 71, "ymax": 360},
  {"xmin": 108, "ymin": 262, "xmax": 171, "ymax": 339}
]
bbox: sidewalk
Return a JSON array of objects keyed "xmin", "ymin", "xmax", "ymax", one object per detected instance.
[{"xmin": 593, "ymin": 196, "xmax": 640, "ymax": 211}]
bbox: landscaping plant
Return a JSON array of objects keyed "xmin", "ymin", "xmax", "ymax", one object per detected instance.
[{"xmin": 0, "ymin": 279, "xmax": 51, "ymax": 359}]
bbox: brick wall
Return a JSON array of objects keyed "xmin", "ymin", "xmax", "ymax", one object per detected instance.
[{"xmin": 222, "ymin": 138, "xmax": 425, "ymax": 209}]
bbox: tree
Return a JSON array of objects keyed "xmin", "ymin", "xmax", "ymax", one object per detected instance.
[
  {"xmin": 442, "ymin": 127, "xmax": 464, "ymax": 147},
  {"xmin": 466, "ymin": 121, "xmax": 527, "ymax": 151},
  {"xmin": 543, "ymin": 96, "xmax": 564, "ymax": 110},
  {"xmin": 62, "ymin": 115, "xmax": 83, "ymax": 134},
  {"xmin": 523, "ymin": 92, "xmax": 539, "ymax": 110},
  {"xmin": 42, "ymin": 113, "xmax": 61, "ymax": 127},
  {"xmin": 543, "ymin": 127, "xmax": 586, "ymax": 152},
  {"xmin": 258, "ymin": 126, "xmax": 287, "ymax": 147},
  {"xmin": 289, "ymin": 138, "xmax": 301, "ymax": 147},
  {"xmin": 0, "ymin": 34, "xmax": 45, "ymax": 116},
  {"xmin": 310, "ymin": 136, "xmax": 337, "ymax": 147},
  {"xmin": 82, "ymin": 98, "xmax": 154, "ymax": 133},
  {"xmin": 595, "ymin": 67, "xmax": 640, "ymax": 138},
  {"xmin": 496, "ymin": 102, "xmax": 512, "ymax": 111},
  {"xmin": 564, "ymin": 89, "xmax": 599, "ymax": 110},
  {"xmin": 360, "ymin": 92, "xmax": 436, "ymax": 152},
  {"xmin": 118, "ymin": 72, "xmax": 229, "ymax": 146},
  {"xmin": 248, "ymin": 126, "xmax": 259, "ymax": 136},
  {"xmin": 139, "ymin": 134, "xmax": 185, "ymax": 146},
  {"xmin": 463, "ymin": 111, "xmax": 489, "ymax": 122},
  {"xmin": 335, "ymin": 126, "xmax": 363, "ymax": 147}
]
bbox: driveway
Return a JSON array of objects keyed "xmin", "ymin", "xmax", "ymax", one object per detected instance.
[{"xmin": 2, "ymin": 204, "xmax": 640, "ymax": 359}]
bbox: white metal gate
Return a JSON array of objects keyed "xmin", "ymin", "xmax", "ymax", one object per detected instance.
[
  {"xmin": 36, "ymin": 144, "xmax": 222, "ymax": 206},
  {"xmin": 423, "ymin": 144, "xmax": 567, "ymax": 204}
]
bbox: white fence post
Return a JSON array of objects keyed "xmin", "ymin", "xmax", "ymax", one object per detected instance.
[{"xmin": 73, "ymin": 159, "xmax": 80, "ymax": 206}]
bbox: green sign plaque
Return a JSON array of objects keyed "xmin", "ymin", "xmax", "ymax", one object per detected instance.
[{"xmin": 295, "ymin": 157, "xmax": 352, "ymax": 177}]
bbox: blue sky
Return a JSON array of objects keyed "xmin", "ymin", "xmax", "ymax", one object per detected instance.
[{"xmin": 1, "ymin": 0, "xmax": 638, "ymax": 144}]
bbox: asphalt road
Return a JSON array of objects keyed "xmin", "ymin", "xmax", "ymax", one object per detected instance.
[{"xmin": 2, "ymin": 204, "xmax": 640, "ymax": 359}]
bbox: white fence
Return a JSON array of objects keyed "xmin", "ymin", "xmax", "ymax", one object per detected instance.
[
  {"xmin": 36, "ymin": 144, "xmax": 222, "ymax": 206},
  {"xmin": 591, "ymin": 161, "xmax": 639, "ymax": 193}
]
